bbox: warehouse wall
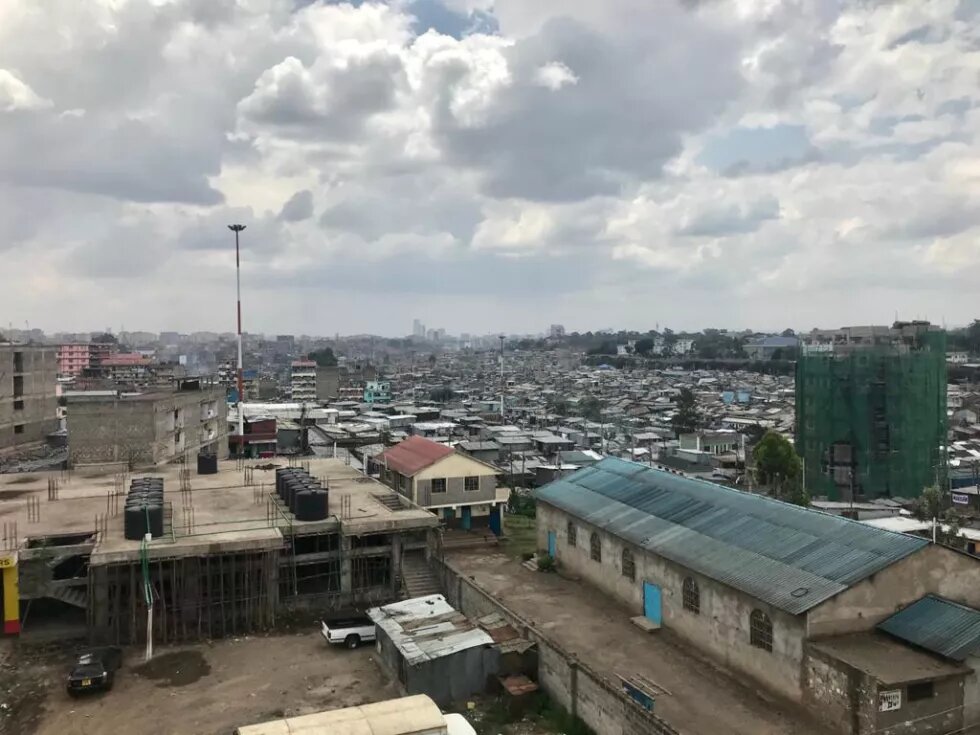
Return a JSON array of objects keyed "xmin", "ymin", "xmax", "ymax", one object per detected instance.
[{"xmin": 537, "ymin": 501, "xmax": 807, "ymax": 703}]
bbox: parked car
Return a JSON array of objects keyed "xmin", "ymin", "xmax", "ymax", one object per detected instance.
[
  {"xmin": 320, "ymin": 615, "xmax": 376, "ymax": 649},
  {"xmin": 66, "ymin": 647, "xmax": 123, "ymax": 696}
]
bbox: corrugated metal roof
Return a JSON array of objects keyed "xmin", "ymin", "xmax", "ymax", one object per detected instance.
[
  {"xmin": 368, "ymin": 595, "xmax": 494, "ymax": 665},
  {"xmin": 878, "ymin": 595, "xmax": 980, "ymax": 661},
  {"xmin": 376, "ymin": 436, "xmax": 453, "ymax": 477},
  {"xmin": 534, "ymin": 458, "xmax": 928, "ymax": 615}
]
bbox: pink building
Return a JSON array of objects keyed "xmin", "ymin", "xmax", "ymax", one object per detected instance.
[{"xmin": 57, "ymin": 343, "xmax": 114, "ymax": 377}]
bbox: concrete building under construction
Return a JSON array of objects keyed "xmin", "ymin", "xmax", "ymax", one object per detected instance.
[
  {"xmin": 0, "ymin": 458, "xmax": 438, "ymax": 644},
  {"xmin": 796, "ymin": 321, "xmax": 947, "ymax": 500}
]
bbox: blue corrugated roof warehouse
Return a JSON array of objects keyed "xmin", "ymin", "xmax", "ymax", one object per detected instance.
[
  {"xmin": 534, "ymin": 457, "xmax": 928, "ymax": 615},
  {"xmin": 878, "ymin": 595, "xmax": 980, "ymax": 661}
]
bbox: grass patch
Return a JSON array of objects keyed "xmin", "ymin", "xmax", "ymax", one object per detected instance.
[
  {"xmin": 466, "ymin": 693, "xmax": 594, "ymax": 735},
  {"xmin": 503, "ymin": 513, "xmax": 537, "ymax": 560}
]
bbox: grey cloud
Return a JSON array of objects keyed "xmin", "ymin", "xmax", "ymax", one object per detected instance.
[
  {"xmin": 677, "ymin": 197, "xmax": 780, "ymax": 237},
  {"xmin": 279, "ymin": 190, "xmax": 314, "ymax": 222},
  {"xmin": 431, "ymin": 13, "xmax": 742, "ymax": 201},
  {"xmin": 238, "ymin": 50, "xmax": 405, "ymax": 139}
]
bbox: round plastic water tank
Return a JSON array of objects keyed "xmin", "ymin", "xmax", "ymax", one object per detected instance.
[
  {"xmin": 124, "ymin": 505, "xmax": 148, "ymax": 540},
  {"xmin": 197, "ymin": 452, "xmax": 218, "ymax": 475},
  {"xmin": 295, "ymin": 488, "xmax": 329, "ymax": 522},
  {"xmin": 145, "ymin": 503, "xmax": 164, "ymax": 538}
]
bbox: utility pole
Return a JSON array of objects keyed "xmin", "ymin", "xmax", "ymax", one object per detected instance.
[
  {"xmin": 228, "ymin": 224, "xmax": 247, "ymax": 454},
  {"xmin": 498, "ymin": 334, "xmax": 505, "ymax": 423}
]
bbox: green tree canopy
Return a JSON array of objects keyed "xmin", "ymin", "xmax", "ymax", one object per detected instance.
[
  {"xmin": 670, "ymin": 388, "xmax": 701, "ymax": 436},
  {"xmin": 308, "ymin": 348, "xmax": 337, "ymax": 367},
  {"xmin": 429, "ymin": 386, "xmax": 455, "ymax": 403},
  {"xmin": 753, "ymin": 431, "xmax": 801, "ymax": 488},
  {"xmin": 578, "ymin": 395, "xmax": 604, "ymax": 422},
  {"xmin": 634, "ymin": 337, "xmax": 654, "ymax": 355}
]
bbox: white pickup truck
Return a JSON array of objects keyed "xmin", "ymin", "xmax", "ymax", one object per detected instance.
[{"xmin": 320, "ymin": 615, "xmax": 376, "ymax": 649}]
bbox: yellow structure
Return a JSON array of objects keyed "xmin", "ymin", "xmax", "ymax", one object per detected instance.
[{"xmin": 1, "ymin": 552, "xmax": 18, "ymax": 634}]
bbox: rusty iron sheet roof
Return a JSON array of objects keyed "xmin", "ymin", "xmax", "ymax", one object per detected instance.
[
  {"xmin": 878, "ymin": 595, "xmax": 980, "ymax": 661},
  {"xmin": 534, "ymin": 457, "xmax": 927, "ymax": 615}
]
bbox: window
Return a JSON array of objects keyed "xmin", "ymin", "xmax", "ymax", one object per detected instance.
[
  {"xmin": 907, "ymin": 682, "xmax": 934, "ymax": 702},
  {"xmin": 621, "ymin": 548, "xmax": 635, "ymax": 581},
  {"xmin": 682, "ymin": 577, "xmax": 700, "ymax": 614},
  {"xmin": 431, "ymin": 478, "xmax": 447, "ymax": 493},
  {"xmin": 590, "ymin": 532, "xmax": 601, "ymax": 562},
  {"xmin": 12, "ymin": 376, "xmax": 23, "ymax": 398},
  {"xmin": 567, "ymin": 521, "xmax": 577, "ymax": 547},
  {"xmin": 13, "ymin": 400, "xmax": 24, "ymax": 411},
  {"xmin": 464, "ymin": 476, "xmax": 480, "ymax": 492},
  {"xmin": 13, "ymin": 425, "xmax": 24, "ymax": 435},
  {"xmin": 750, "ymin": 609, "xmax": 773, "ymax": 652},
  {"xmin": 13, "ymin": 352, "xmax": 23, "ymax": 373}
]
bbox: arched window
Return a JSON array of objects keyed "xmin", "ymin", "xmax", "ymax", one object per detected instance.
[
  {"xmin": 750, "ymin": 609, "xmax": 773, "ymax": 652},
  {"xmin": 567, "ymin": 521, "xmax": 577, "ymax": 547},
  {"xmin": 621, "ymin": 548, "xmax": 635, "ymax": 581},
  {"xmin": 590, "ymin": 532, "xmax": 602, "ymax": 562},
  {"xmin": 682, "ymin": 577, "xmax": 700, "ymax": 614}
]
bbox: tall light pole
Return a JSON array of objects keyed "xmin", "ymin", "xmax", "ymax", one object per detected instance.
[{"xmin": 228, "ymin": 224, "xmax": 246, "ymax": 453}]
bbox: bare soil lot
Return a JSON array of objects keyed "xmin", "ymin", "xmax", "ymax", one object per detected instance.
[{"xmin": 1, "ymin": 631, "xmax": 398, "ymax": 735}]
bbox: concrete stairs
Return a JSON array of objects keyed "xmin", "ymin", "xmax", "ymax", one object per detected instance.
[
  {"xmin": 48, "ymin": 585, "xmax": 87, "ymax": 609},
  {"xmin": 374, "ymin": 494, "xmax": 403, "ymax": 511},
  {"xmin": 400, "ymin": 558, "xmax": 441, "ymax": 599}
]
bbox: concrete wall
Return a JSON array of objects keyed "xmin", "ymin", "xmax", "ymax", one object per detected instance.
[
  {"xmin": 414, "ymin": 454, "xmax": 498, "ymax": 508},
  {"xmin": 965, "ymin": 655, "xmax": 980, "ymax": 729},
  {"xmin": 434, "ymin": 557, "xmax": 679, "ymax": 735},
  {"xmin": 807, "ymin": 544, "xmax": 980, "ymax": 637},
  {"xmin": 69, "ymin": 387, "xmax": 228, "ymax": 468},
  {"xmin": 538, "ymin": 501, "xmax": 807, "ymax": 703},
  {"xmin": 0, "ymin": 345, "xmax": 59, "ymax": 451}
]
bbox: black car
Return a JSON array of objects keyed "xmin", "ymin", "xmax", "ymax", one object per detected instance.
[{"xmin": 66, "ymin": 647, "xmax": 123, "ymax": 696}]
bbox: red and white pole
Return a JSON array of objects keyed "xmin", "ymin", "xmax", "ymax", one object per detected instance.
[{"xmin": 229, "ymin": 224, "xmax": 246, "ymax": 453}]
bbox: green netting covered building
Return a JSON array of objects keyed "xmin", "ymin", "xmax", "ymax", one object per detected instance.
[{"xmin": 796, "ymin": 322, "xmax": 947, "ymax": 500}]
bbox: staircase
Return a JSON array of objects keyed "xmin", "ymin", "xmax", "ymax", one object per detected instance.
[
  {"xmin": 48, "ymin": 585, "xmax": 87, "ymax": 609},
  {"xmin": 400, "ymin": 557, "xmax": 441, "ymax": 599},
  {"xmin": 374, "ymin": 494, "xmax": 403, "ymax": 511}
]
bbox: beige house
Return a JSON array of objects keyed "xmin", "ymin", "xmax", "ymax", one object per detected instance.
[{"xmin": 376, "ymin": 436, "xmax": 506, "ymax": 533}]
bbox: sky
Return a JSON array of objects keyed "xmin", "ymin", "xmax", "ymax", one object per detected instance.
[{"xmin": 1, "ymin": 0, "xmax": 979, "ymax": 337}]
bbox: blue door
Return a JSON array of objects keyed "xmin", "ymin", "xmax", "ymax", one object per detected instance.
[
  {"xmin": 547, "ymin": 531, "xmax": 557, "ymax": 558},
  {"xmin": 488, "ymin": 506, "xmax": 502, "ymax": 536},
  {"xmin": 461, "ymin": 506, "xmax": 472, "ymax": 530},
  {"xmin": 643, "ymin": 582, "xmax": 662, "ymax": 625}
]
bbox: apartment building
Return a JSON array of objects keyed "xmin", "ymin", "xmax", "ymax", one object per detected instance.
[
  {"xmin": 0, "ymin": 344, "xmax": 59, "ymax": 452},
  {"xmin": 290, "ymin": 360, "xmax": 317, "ymax": 401},
  {"xmin": 57, "ymin": 342, "xmax": 114, "ymax": 377},
  {"xmin": 67, "ymin": 379, "xmax": 227, "ymax": 468}
]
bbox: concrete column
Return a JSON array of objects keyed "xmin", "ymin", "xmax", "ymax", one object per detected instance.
[
  {"xmin": 390, "ymin": 536, "xmax": 402, "ymax": 594},
  {"xmin": 340, "ymin": 536, "xmax": 352, "ymax": 594}
]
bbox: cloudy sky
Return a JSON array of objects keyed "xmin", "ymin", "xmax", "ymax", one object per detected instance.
[{"xmin": 1, "ymin": 0, "xmax": 979, "ymax": 337}]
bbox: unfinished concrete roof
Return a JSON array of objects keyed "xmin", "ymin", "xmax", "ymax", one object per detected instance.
[
  {"xmin": 0, "ymin": 458, "xmax": 437, "ymax": 565},
  {"xmin": 810, "ymin": 633, "xmax": 969, "ymax": 685}
]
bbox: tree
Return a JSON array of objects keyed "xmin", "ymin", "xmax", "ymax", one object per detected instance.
[
  {"xmin": 91, "ymin": 332, "xmax": 117, "ymax": 344},
  {"xmin": 663, "ymin": 328, "xmax": 677, "ymax": 352},
  {"xmin": 429, "ymin": 386, "xmax": 455, "ymax": 403},
  {"xmin": 742, "ymin": 423, "xmax": 766, "ymax": 444},
  {"xmin": 586, "ymin": 340, "xmax": 617, "ymax": 356},
  {"xmin": 634, "ymin": 337, "xmax": 654, "ymax": 355},
  {"xmin": 671, "ymin": 388, "xmax": 702, "ymax": 436},
  {"xmin": 579, "ymin": 395, "xmax": 604, "ymax": 422},
  {"xmin": 308, "ymin": 348, "xmax": 337, "ymax": 367},
  {"xmin": 781, "ymin": 328, "xmax": 796, "ymax": 337},
  {"xmin": 752, "ymin": 431, "xmax": 805, "ymax": 503},
  {"xmin": 911, "ymin": 485, "xmax": 968, "ymax": 549}
]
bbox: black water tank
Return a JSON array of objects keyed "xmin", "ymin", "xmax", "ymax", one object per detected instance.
[
  {"xmin": 124, "ymin": 505, "xmax": 149, "ymax": 540},
  {"xmin": 145, "ymin": 503, "xmax": 164, "ymax": 538},
  {"xmin": 295, "ymin": 488, "xmax": 329, "ymax": 521},
  {"xmin": 197, "ymin": 452, "xmax": 218, "ymax": 475}
]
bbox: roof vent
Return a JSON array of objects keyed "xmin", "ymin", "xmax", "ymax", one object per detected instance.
[{"xmin": 791, "ymin": 587, "xmax": 810, "ymax": 598}]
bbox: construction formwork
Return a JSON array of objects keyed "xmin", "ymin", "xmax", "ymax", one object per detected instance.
[{"xmin": 796, "ymin": 329, "xmax": 947, "ymax": 500}]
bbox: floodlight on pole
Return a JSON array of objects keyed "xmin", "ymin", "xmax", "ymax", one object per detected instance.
[{"xmin": 228, "ymin": 224, "xmax": 246, "ymax": 453}]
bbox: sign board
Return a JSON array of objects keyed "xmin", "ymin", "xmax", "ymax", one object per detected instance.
[
  {"xmin": 879, "ymin": 690, "xmax": 902, "ymax": 712},
  {"xmin": 952, "ymin": 492, "xmax": 970, "ymax": 506},
  {"xmin": 0, "ymin": 555, "xmax": 15, "ymax": 569}
]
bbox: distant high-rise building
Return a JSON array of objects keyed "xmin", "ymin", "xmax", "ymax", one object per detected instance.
[
  {"xmin": 413, "ymin": 319, "xmax": 425, "ymax": 338},
  {"xmin": 0, "ymin": 344, "xmax": 58, "ymax": 451},
  {"xmin": 549, "ymin": 324, "xmax": 566, "ymax": 339},
  {"xmin": 796, "ymin": 321, "xmax": 947, "ymax": 500},
  {"xmin": 290, "ymin": 360, "xmax": 317, "ymax": 401}
]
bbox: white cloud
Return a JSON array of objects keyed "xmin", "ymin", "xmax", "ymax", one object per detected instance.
[{"xmin": 0, "ymin": 0, "xmax": 978, "ymax": 335}]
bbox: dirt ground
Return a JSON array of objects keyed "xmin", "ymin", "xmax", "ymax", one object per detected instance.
[
  {"xmin": 448, "ymin": 550, "xmax": 834, "ymax": 735},
  {"xmin": 0, "ymin": 631, "xmax": 399, "ymax": 735}
]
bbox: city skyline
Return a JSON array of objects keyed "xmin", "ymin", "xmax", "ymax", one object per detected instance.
[{"xmin": 1, "ymin": 2, "xmax": 977, "ymax": 335}]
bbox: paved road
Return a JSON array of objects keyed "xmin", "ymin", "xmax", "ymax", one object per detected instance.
[{"xmin": 449, "ymin": 551, "xmax": 834, "ymax": 735}]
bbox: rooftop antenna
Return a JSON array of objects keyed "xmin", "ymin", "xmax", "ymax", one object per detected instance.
[{"xmin": 228, "ymin": 224, "xmax": 247, "ymax": 452}]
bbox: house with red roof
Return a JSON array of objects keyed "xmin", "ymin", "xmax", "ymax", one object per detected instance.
[{"xmin": 375, "ymin": 436, "xmax": 505, "ymax": 534}]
